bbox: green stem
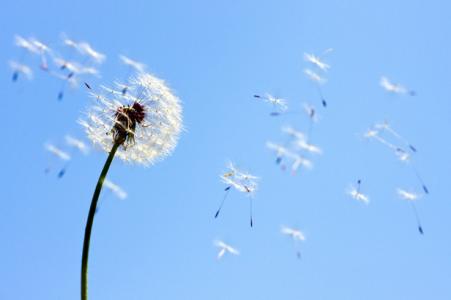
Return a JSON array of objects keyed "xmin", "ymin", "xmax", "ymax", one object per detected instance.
[{"xmin": 81, "ymin": 142, "xmax": 120, "ymax": 300}]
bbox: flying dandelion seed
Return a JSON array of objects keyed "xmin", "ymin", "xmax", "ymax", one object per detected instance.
[
  {"xmin": 374, "ymin": 121, "xmax": 417, "ymax": 152},
  {"xmin": 14, "ymin": 35, "xmax": 39, "ymax": 54},
  {"xmin": 397, "ymin": 188, "xmax": 424, "ymax": 234},
  {"xmin": 281, "ymin": 225, "xmax": 305, "ymax": 259},
  {"xmin": 9, "ymin": 60, "xmax": 33, "ymax": 82},
  {"xmin": 79, "ymin": 71, "xmax": 182, "ymax": 300},
  {"xmin": 293, "ymin": 138, "xmax": 322, "ymax": 155},
  {"xmin": 75, "ymin": 42, "xmax": 106, "ymax": 64},
  {"xmin": 304, "ymin": 68, "xmax": 328, "ymax": 107},
  {"xmin": 303, "ymin": 102, "xmax": 318, "ymax": 139},
  {"xmin": 215, "ymin": 163, "xmax": 258, "ymax": 227},
  {"xmin": 266, "ymin": 142, "xmax": 313, "ymax": 174},
  {"xmin": 14, "ymin": 36, "xmax": 52, "ymax": 70},
  {"xmin": 364, "ymin": 124, "xmax": 429, "ymax": 194},
  {"xmin": 380, "ymin": 76, "xmax": 415, "ymax": 96},
  {"xmin": 29, "ymin": 38, "xmax": 52, "ymax": 70},
  {"xmin": 304, "ymin": 53, "xmax": 330, "ymax": 72},
  {"xmin": 103, "ymin": 179, "xmax": 128, "ymax": 200},
  {"xmin": 44, "ymin": 143, "xmax": 71, "ymax": 178},
  {"xmin": 282, "ymin": 126, "xmax": 322, "ymax": 155},
  {"xmin": 214, "ymin": 240, "xmax": 240, "ymax": 260},
  {"xmin": 51, "ymin": 56, "xmax": 99, "ymax": 101},
  {"xmin": 253, "ymin": 93, "xmax": 288, "ymax": 116},
  {"xmin": 118, "ymin": 55, "xmax": 147, "ymax": 95},
  {"xmin": 347, "ymin": 179, "xmax": 369, "ymax": 204},
  {"xmin": 65, "ymin": 135, "xmax": 90, "ymax": 155}
]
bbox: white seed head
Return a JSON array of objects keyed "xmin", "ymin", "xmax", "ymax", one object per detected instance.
[{"xmin": 80, "ymin": 72, "xmax": 183, "ymax": 166}]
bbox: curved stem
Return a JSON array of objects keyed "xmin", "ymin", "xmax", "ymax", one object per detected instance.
[{"xmin": 81, "ymin": 142, "xmax": 120, "ymax": 300}]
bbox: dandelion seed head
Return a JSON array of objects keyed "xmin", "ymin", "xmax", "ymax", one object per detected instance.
[{"xmin": 80, "ymin": 72, "xmax": 183, "ymax": 166}]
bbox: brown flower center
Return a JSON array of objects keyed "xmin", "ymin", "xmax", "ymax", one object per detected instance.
[{"xmin": 112, "ymin": 102, "xmax": 146, "ymax": 146}]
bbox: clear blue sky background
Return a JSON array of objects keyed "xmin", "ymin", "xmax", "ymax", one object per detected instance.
[{"xmin": 1, "ymin": 1, "xmax": 450, "ymax": 299}]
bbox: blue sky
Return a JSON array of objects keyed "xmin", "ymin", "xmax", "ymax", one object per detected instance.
[{"xmin": 1, "ymin": 1, "xmax": 451, "ymax": 299}]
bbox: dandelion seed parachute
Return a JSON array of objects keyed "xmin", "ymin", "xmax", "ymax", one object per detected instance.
[
  {"xmin": 104, "ymin": 179, "xmax": 128, "ymax": 200},
  {"xmin": 281, "ymin": 226, "xmax": 305, "ymax": 259},
  {"xmin": 215, "ymin": 163, "xmax": 258, "ymax": 226},
  {"xmin": 214, "ymin": 240, "xmax": 240, "ymax": 259},
  {"xmin": 397, "ymin": 188, "xmax": 424, "ymax": 234},
  {"xmin": 9, "ymin": 61, "xmax": 33, "ymax": 81}
]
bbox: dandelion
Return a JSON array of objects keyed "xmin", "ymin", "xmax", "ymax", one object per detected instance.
[
  {"xmin": 347, "ymin": 179, "xmax": 369, "ymax": 204},
  {"xmin": 103, "ymin": 179, "xmax": 128, "ymax": 200},
  {"xmin": 79, "ymin": 71, "xmax": 182, "ymax": 300},
  {"xmin": 397, "ymin": 188, "xmax": 424, "ymax": 234},
  {"xmin": 253, "ymin": 93, "xmax": 288, "ymax": 116},
  {"xmin": 380, "ymin": 76, "xmax": 415, "ymax": 96},
  {"xmin": 281, "ymin": 226, "xmax": 305, "ymax": 259},
  {"xmin": 214, "ymin": 163, "xmax": 258, "ymax": 227},
  {"xmin": 9, "ymin": 60, "xmax": 33, "ymax": 82},
  {"xmin": 214, "ymin": 240, "xmax": 240, "ymax": 259}
]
